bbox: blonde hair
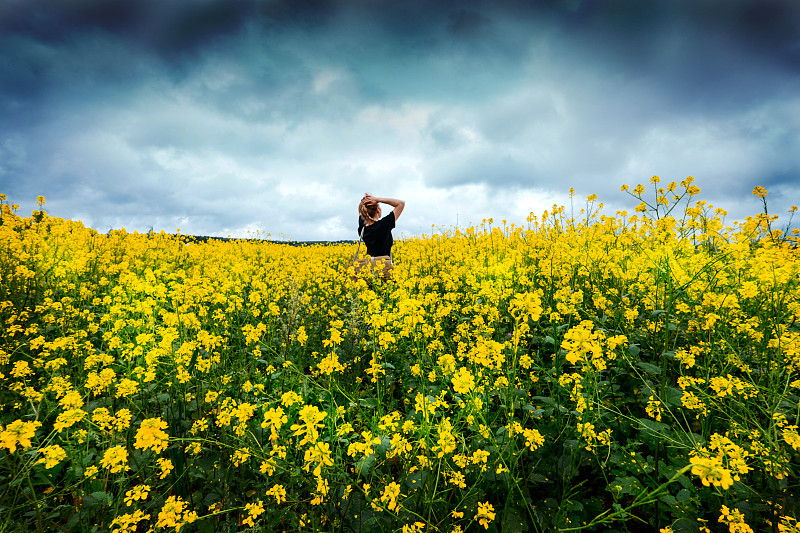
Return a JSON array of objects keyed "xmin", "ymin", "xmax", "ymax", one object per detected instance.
[{"xmin": 359, "ymin": 197, "xmax": 378, "ymax": 222}]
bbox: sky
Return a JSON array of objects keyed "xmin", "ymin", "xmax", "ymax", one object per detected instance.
[{"xmin": 1, "ymin": 0, "xmax": 799, "ymax": 241}]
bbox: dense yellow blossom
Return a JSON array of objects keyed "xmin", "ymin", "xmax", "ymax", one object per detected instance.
[
  {"xmin": 134, "ymin": 417, "xmax": 170, "ymax": 453},
  {"xmin": 100, "ymin": 445, "xmax": 128, "ymax": 474},
  {"xmin": 36, "ymin": 444, "xmax": 67, "ymax": 469},
  {"xmin": 2, "ymin": 184, "xmax": 798, "ymax": 531},
  {"xmin": 0, "ymin": 420, "xmax": 41, "ymax": 452}
]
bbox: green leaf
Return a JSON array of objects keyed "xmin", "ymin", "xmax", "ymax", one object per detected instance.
[
  {"xmin": 523, "ymin": 405, "xmax": 545, "ymax": 418},
  {"xmin": 637, "ymin": 418, "xmax": 670, "ymax": 437},
  {"xmin": 666, "ymin": 387, "xmax": 683, "ymax": 406},
  {"xmin": 608, "ymin": 476, "xmax": 643, "ymax": 496},
  {"xmin": 374, "ymin": 435, "xmax": 392, "ymax": 456},
  {"xmin": 359, "ymin": 398, "xmax": 379, "ymax": 409},
  {"xmin": 83, "ymin": 491, "xmax": 112, "ymax": 508},
  {"xmin": 501, "ymin": 506, "xmax": 528, "ymax": 533},
  {"xmin": 672, "ymin": 518, "xmax": 701, "ymax": 533},
  {"xmin": 354, "ymin": 453, "xmax": 376, "ymax": 476},
  {"xmin": 405, "ymin": 471, "xmax": 428, "ymax": 490},
  {"xmin": 636, "ymin": 362, "xmax": 661, "ymax": 375},
  {"xmin": 187, "ymin": 350, "xmax": 199, "ymax": 373},
  {"xmin": 659, "ymin": 494, "xmax": 678, "ymax": 506},
  {"xmin": 677, "ymin": 475, "xmax": 693, "ymax": 490},
  {"xmin": 532, "ymin": 396, "xmax": 555, "ymax": 406}
]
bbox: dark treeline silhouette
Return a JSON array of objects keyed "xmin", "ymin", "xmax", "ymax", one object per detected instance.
[{"xmin": 180, "ymin": 235, "xmax": 358, "ymax": 246}]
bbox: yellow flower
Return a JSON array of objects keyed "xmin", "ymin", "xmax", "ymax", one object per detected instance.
[
  {"xmin": 783, "ymin": 426, "xmax": 800, "ymax": 451},
  {"xmin": 379, "ymin": 482, "xmax": 402, "ymax": 512},
  {"xmin": 92, "ymin": 407, "xmax": 116, "ymax": 432},
  {"xmin": 260, "ymin": 459, "xmax": 277, "ymax": 476},
  {"xmin": 134, "ymin": 417, "xmax": 169, "ymax": 454},
  {"xmin": 475, "ymin": 501, "xmax": 496, "ymax": 529},
  {"xmin": 242, "ymin": 500, "xmax": 264, "ymax": 527},
  {"xmin": 690, "ymin": 455, "xmax": 733, "ymax": 490},
  {"xmin": 156, "ymin": 495, "xmax": 195, "ymax": 531},
  {"xmin": 186, "ymin": 442, "xmax": 202, "ymax": 455},
  {"xmin": 101, "ymin": 445, "xmax": 128, "ymax": 474},
  {"xmin": 115, "ymin": 378, "xmax": 140, "ymax": 398},
  {"xmin": 290, "ymin": 404, "xmax": 326, "ymax": 446},
  {"xmin": 124, "ymin": 484, "xmax": 151, "ymax": 506},
  {"xmin": 110, "ymin": 509, "xmax": 150, "ymax": 533},
  {"xmin": 451, "ymin": 367, "xmax": 475, "ymax": 395},
  {"xmin": 719, "ymin": 505, "xmax": 754, "ymax": 533},
  {"xmin": 36, "ymin": 445, "xmax": 67, "ymax": 469},
  {"xmin": 10, "ymin": 360, "xmax": 33, "ymax": 378},
  {"xmin": 59, "ymin": 390, "xmax": 84, "ymax": 409},
  {"xmin": 232, "ymin": 448, "xmax": 251, "ymax": 467},
  {"xmin": 190, "ymin": 417, "xmax": 208, "ymax": 435},
  {"xmin": 114, "ymin": 409, "xmax": 132, "ymax": 431},
  {"xmin": 433, "ymin": 418, "xmax": 457, "ymax": 458},
  {"xmin": 317, "ymin": 352, "xmax": 344, "ymax": 375},
  {"xmin": 157, "ymin": 457, "xmax": 174, "ymax": 479},
  {"xmin": 523, "ymin": 428, "xmax": 545, "ymax": 451},
  {"xmin": 281, "ymin": 390, "xmax": 303, "ymax": 407},
  {"xmin": 303, "ymin": 441, "xmax": 334, "ymax": 477},
  {"xmin": 0, "ymin": 419, "xmax": 42, "ymax": 452},
  {"xmin": 204, "ymin": 391, "xmax": 219, "ymax": 403},
  {"xmin": 266, "ymin": 484, "xmax": 287, "ymax": 504}
]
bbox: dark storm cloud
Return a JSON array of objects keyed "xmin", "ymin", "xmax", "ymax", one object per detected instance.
[
  {"xmin": 1, "ymin": 0, "xmax": 799, "ymax": 238},
  {"xmin": 2, "ymin": 0, "xmax": 257, "ymax": 56}
]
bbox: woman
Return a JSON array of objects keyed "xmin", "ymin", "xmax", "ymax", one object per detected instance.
[{"xmin": 357, "ymin": 194, "xmax": 405, "ymax": 257}]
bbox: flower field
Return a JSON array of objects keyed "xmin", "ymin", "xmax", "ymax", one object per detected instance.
[{"xmin": 1, "ymin": 180, "xmax": 799, "ymax": 533}]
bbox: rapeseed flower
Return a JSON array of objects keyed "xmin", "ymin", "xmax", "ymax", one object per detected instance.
[
  {"xmin": 110, "ymin": 510, "xmax": 150, "ymax": 533},
  {"xmin": 303, "ymin": 441, "xmax": 333, "ymax": 477},
  {"xmin": 523, "ymin": 428, "xmax": 545, "ymax": 451},
  {"xmin": 719, "ymin": 505, "xmax": 754, "ymax": 533},
  {"xmin": 242, "ymin": 500, "xmax": 264, "ymax": 527},
  {"xmin": 157, "ymin": 457, "xmax": 174, "ymax": 479},
  {"xmin": 0, "ymin": 419, "xmax": 41, "ymax": 453},
  {"xmin": 379, "ymin": 482, "xmax": 402, "ymax": 512},
  {"xmin": 291, "ymin": 404, "xmax": 326, "ymax": 446},
  {"xmin": 3, "ymin": 185, "xmax": 799, "ymax": 531},
  {"xmin": 266, "ymin": 484, "xmax": 287, "ymax": 504},
  {"xmin": 281, "ymin": 391, "xmax": 303, "ymax": 407},
  {"xmin": 134, "ymin": 417, "xmax": 169, "ymax": 454},
  {"xmin": 100, "ymin": 445, "xmax": 128, "ymax": 474},
  {"xmin": 156, "ymin": 495, "xmax": 196, "ymax": 531},
  {"xmin": 690, "ymin": 455, "xmax": 734, "ymax": 490},
  {"xmin": 475, "ymin": 501, "xmax": 496, "ymax": 529},
  {"xmin": 231, "ymin": 448, "xmax": 250, "ymax": 466},
  {"xmin": 451, "ymin": 366, "xmax": 475, "ymax": 394},
  {"xmin": 124, "ymin": 484, "xmax": 150, "ymax": 506},
  {"xmin": 36, "ymin": 444, "xmax": 67, "ymax": 469}
]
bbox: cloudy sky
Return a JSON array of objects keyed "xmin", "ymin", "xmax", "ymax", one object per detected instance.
[{"xmin": 2, "ymin": 0, "xmax": 799, "ymax": 240}]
